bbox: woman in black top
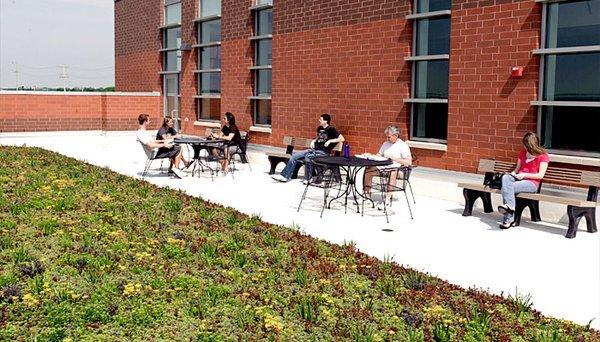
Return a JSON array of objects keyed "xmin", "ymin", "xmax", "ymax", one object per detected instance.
[{"xmin": 210, "ymin": 112, "xmax": 242, "ymax": 172}]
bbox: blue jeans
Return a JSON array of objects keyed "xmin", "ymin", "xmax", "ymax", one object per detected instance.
[
  {"xmin": 280, "ymin": 149, "xmax": 328, "ymax": 180},
  {"xmin": 501, "ymin": 174, "xmax": 537, "ymax": 222}
]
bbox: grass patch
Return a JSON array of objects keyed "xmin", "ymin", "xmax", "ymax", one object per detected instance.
[{"xmin": 0, "ymin": 146, "xmax": 598, "ymax": 340}]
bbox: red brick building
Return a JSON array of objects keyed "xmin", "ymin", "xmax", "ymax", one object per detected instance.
[{"xmin": 114, "ymin": 0, "xmax": 600, "ymax": 172}]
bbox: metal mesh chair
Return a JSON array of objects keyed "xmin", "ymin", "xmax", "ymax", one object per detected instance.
[
  {"xmin": 376, "ymin": 166, "xmax": 415, "ymax": 222},
  {"xmin": 297, "ymin": 158, "xmax": 343, "ymax": 218},
  {"xmin": 229, "ymin": 131, "xmax": 251, "ymax": 171},
  {"xmin": 139, "ymin": 141, "xmax": 169, "ymax": 177}
]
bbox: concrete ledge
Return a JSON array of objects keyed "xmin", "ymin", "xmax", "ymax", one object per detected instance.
[
  {"xmin": 407, "ymin": 140, "xmax": 448, "ymax": 152},
  {"xmin": 549, "ymin": 153, "xmax": 600, "ymax": 167},
  {"xmin": 0, "ymin": 91, "xmax": 160, "ymax": 97},
  {"xmin": 249, "ymin": 126, "xmax": 272, "ymax": 134}
]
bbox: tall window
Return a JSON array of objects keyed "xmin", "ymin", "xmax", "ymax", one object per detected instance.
[
  {"xmin": 195, "ymin": 0, "xmax": 222, "ymax": 121},
  {"xmin": 161, "ymin": 0, "xmax": 182, "ymax": 128},
  {"xmin": 535, "ymin": 0, "xmax": 600, "ymax": 155},
  {"xmin": 250, "ymin": 0, "xmax": 273, "ymax": 126},
  {"xmin": 406, "ymin": 0, "xmax": 451, "ymax": 143}
]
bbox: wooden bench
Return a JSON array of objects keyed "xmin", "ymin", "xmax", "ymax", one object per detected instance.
[
  {"xmin": 266, "ymin": 136, "xmax": 343, "ymax": 178},
  {"xmin": 458, "ymin": 159, "xmax": 599, "ymax": 238}
]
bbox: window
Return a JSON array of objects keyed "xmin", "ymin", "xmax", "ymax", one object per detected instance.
[
  {"xmin": 535, "ymin": 0, "xmax": 600, "ymax": 155},
  {"xmin": 161, "ymin": 0, "xmax": 182, "ymax": 128},
  {"xmin": 196, "ymin": 0, "xmax": 222, "ymax": 121},
  {"xmin": 250, "ymin": 4, "xmax": 273, "ymax": 126},
  {"xmin": 406, "ymin": 0, "xmax": 451, "ymax": 143},
  {"xmin": 164, "ymin": 0, "xmax": 181, "ymax": 25}
]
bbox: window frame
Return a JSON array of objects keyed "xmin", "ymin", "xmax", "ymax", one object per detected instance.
[
  {"xmin": 406, "ymin": 0, "xmax": 451, "ymax": 143},
  {"xmin": 195, "ymin": 0, "xmax": 222, "ymax": 122},
  {"xmin": 535, "ymin": 0, "xmax": 600, "ymax": 157},
  {"xmin": 249, "ymin": 4, "xmax": 273, "ymax": 128}
]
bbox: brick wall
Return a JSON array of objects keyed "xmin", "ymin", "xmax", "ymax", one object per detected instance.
[
  {"xmin": 112, "ymin": 0, "xmax": 572, "ymax": 173},
  {"xmin": 114, "ymin": 0, "xmax": 162, "ymax": 92},
  {"xmin": 444, "ymin": 0, "xmax": 541, "ymax": 172},
  {"xmin": 0, "ymin": 92, "xmax": 161, "ymax": 133}
]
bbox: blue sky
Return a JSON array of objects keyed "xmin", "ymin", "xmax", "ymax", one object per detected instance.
[{"xmin": 0, "ymin": 0, "xmax": 114, "ymax": 88}]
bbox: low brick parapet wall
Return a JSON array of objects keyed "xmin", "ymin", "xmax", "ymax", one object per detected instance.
[{"xmin": 0, "ymin": 91, "xmax": 161, "ymax": 133}]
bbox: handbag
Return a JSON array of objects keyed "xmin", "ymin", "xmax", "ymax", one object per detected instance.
[{"xmin": 484, "ymin": 172, "xmax": 503, "ymax": 190}]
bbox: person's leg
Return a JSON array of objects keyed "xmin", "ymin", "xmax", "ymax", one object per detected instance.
[
  {"xmin": 303, "ymin": 150, "xmax": 328, "ymax": 181},
  {"xmin": 363, "ymin": 167, "xmax": 376, "ymax": 197},
  {"xmin": 280, "ymin": 149, "xmax": 312, "ymax": 180},
  {"xmin": 501, "ymin": 174, "xmax": 537, "ymax": 223},
  {"xmin": 173, "ymin": 146, "xmax": 183, "ymax": 169},
  {"xmin": 384, "ymin": 170, "xmax": 398, "ymax": 203}
]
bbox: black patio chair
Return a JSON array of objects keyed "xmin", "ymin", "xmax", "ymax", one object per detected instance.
[
  {"xmin": 297, "ymin": 158, "xmax": 343, "ymax": 218},
  {"xmin": 139, "ymin": 140, "xmax": 169, "ymax": 177},
  {"xmin": 375, "ymin": 166, "xmax": 415, "ymax": 222},
  {"xmin": 229, "ymin": 131, "xmax": 251, "ymax": 171}
]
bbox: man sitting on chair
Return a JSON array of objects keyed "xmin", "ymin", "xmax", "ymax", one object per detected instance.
[
  {"xmin": 271, "ymin": 113, "xmax": 345, "ymax": 183},
  {"xmin": 136, "ymin": 113, "xmax": 185, "ymax": 179},
  {"xmin": 363, "ymin": 125, "xmax": 412, "ymax": 207}
]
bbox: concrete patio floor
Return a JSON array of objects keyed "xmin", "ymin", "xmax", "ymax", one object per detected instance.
[{"xmin": 1, "ymin": 131, "xmax": 599, "ymax": 329}]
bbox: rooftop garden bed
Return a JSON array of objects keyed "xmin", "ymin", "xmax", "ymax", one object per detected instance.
[{"xmin": 0, "ymin": 146, "xmax": 598, "ymax": 341}]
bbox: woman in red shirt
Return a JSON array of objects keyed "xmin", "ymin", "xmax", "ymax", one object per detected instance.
[{"xmin": 498, "ymin": 132, "xmax": 549, "ymax": 229}]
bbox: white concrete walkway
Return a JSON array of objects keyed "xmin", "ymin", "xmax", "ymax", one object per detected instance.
[{"xmin": 1, "ymin": 131, "xmax": 599, "ymax": 329}]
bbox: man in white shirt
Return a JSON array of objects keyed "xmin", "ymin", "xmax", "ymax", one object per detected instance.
[
  {"xmin": 363, "ymin": 125, "xmax": 412, "ymax": 206},
  {"xmin": 137, "ymin": 113, "xmax": 185, "ymax": 178}
]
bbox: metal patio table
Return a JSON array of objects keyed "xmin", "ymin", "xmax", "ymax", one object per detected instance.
[
  {"xmin": 313, "ymin": 156, "xmax": 392, "ymax": 213},
  {"xmin": 174, "ymin": 137, "xmax": 228, "ymax": 179}
]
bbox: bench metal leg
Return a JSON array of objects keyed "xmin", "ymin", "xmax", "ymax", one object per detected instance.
[
  {"xmin": 462, "ymin": 189, "xmax": 493, "ymax": 216},
  {"xmin": 514, "ymin": 198, "xmax": 542, "ymax": 226},
  {"xmin": 566, "ymin": 206, "xmax": 597, "ymax": 239},
  {"xmin": 268, "ymin": 157, "xmax": 280, "ymax": 175}
]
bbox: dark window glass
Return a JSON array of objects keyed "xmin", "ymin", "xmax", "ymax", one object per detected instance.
[
  {"xmin": 201, "ymin": 0, "xmax": 221, "ymax": 17},
  {"xmin": 164, "ymin": 50, "xmax": 181, "ymax": 71},
  {"xmin": 200, "ymin": 20, "xmax": 221, "ymax": 43},
  {"xmin": 197, "ymin": 98, "xmax": 221, "ymax": 121},
  {"xmin": 256, "ymin": 9, "xmax": 272, "ymax": 36},
  {"xmin": 546, "ymin": 0, "xmax": 600, "ymax": 48},
  {"xmin": 543, "ymin": 53, "xmax": 600, "ymax": 101},
  {"xmin": 256, "ymin": 40, "xmax": 272, "ymax": 66},
  {"xmin": 412, "ymin": 103, "xmax": 448, "ymax": 140},
  {"xmin": 541, "ymin": 106, "xmax": 600, "ymax": 153},
  {"xmin": 164, "ymin": 27, "xmax": 181, "ymax": 49},
  {"xmin": 414, "ymin": 60, "xmax": 449, "ymax": 98},
  {"xmin": 200, "ymin": 46, "xmax": 221, "ymax": 69},
  {"xmin": 200, "ymin": 72, "xmax": 221, "ymax": 94},
  {"xmin": 256, "ymin": 69, "xmax": 272, "ymax": 95},
  {"xmin": 165, "ymin": 2, "xmax": 181, "ymax": 25},
  {"xmin": 417, "ymin": 0, "xmax": 451, "ymax": 13},
  {"xmin": 255, "ymin": 99, "xmax": 272, "ymax": 125},
  {"xmin": 416, "ymin": 17, "xmax": 450, "ymax": 55}
]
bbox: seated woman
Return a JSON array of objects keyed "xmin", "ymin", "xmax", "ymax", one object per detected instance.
[
  {"xmin": 209, "ymin": 112, "xmax": 242, "ymax": 172},
  {"xmin": 498, "ymin": 132, "xmax": 549, "ymax": 229},
  {"xmin": 156, "ymin": 116, "xmax": 191, "ymax": 169},
  {"xmin": 363, "ymin": 125, "xmax": 412, "ymax": 207}
]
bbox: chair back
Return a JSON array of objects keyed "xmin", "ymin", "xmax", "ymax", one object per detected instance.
[
  {"xmin": 138, "ymin": 140, "xmax": 156, "ymax": 160},
  {"xmin": 238, "ymin": 131, "xmax": 251, "ymax": 153}
]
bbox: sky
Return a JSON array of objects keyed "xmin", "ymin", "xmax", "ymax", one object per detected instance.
[{"xmin": 0, "ymin": 0, "xmax": 114, "ymax": 89}]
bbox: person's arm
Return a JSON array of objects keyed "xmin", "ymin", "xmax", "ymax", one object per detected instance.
[
  {"xmin": 393, "ymin": 156, "xmax": 412, "ymax": 166},
  {"xmin": 145, "ymin": 140, "xmax": 172, "ymax": 149},
  {"xmin": 510, "ymin": 160, "xmax": 522, "ymax": 177},
  {"xmin": 221, "ymin": 133, "xmax": 235, "ymax": 141},
  {"xmin": 517, "ymin": 162, "xmax": 548, "ymax": 180},
  {"xmin": 324, "ymin": 134, "xmax": 345, "ymax": 147}
]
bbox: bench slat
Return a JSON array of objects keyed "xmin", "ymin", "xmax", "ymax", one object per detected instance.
[{"xmin": 517, "ymin": 193, "xmax": 597, "ymax": 207}]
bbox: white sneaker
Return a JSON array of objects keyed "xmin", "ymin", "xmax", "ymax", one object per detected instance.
[
  {"xmin": 171, "ymin": 168, "xmax": 185, "ymax": 179},
  {"xmin": 271, "ymin": 174, "xmax": 289, "ymax": 182},
  {"xmin": 302, "ymin": 179, "xmax": 309, "ymax": 185}
]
